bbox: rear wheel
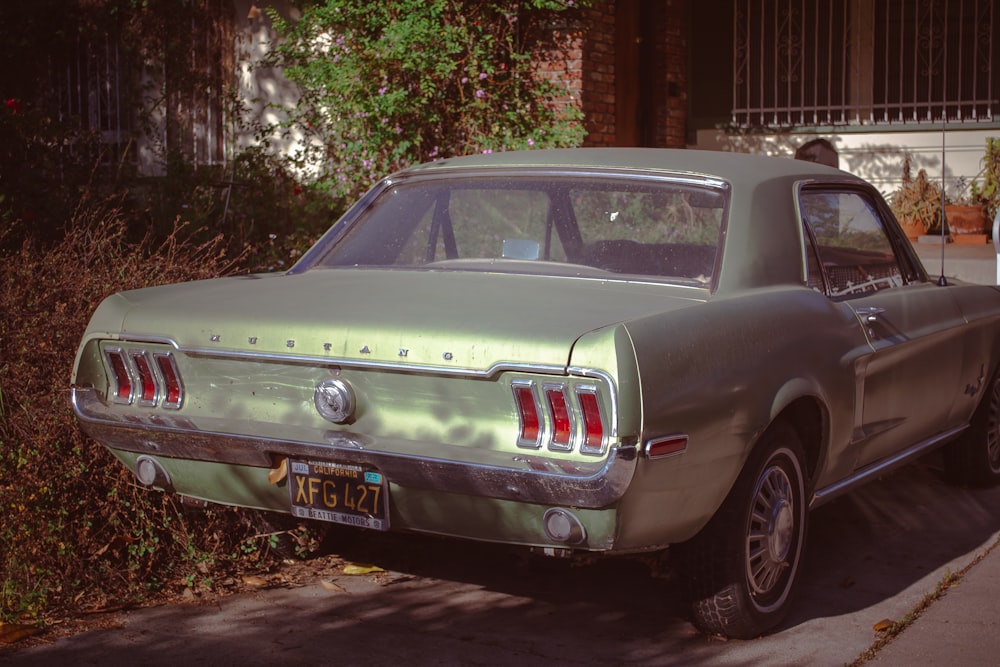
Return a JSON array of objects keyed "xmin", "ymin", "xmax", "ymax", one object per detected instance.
[
  {"xmin": 943, "ymin": 373, "xmax": 1000, "ymax": 487},
  {"xmin": 676, "ymin": 422, "xmax": 808, "ymax": 638}
]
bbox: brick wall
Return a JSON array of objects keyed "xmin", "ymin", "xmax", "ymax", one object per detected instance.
[
  {"xmin": 580, "ymin": 3, "xmax": 617, "ymax": 146},
  {"xmin": 660, "ymin": 0, "xmax": 687, "ymax": 148},
  {"xmin": 533, "ymin": 1, "xmax": 688, "ymax": 149}
]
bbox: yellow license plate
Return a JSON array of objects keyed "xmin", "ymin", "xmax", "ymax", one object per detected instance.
[{"xmin": 288, "ymin": 459, "xmax": 388, "ymax": 530}]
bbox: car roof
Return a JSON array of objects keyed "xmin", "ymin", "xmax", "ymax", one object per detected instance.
[{"xmin": 398, "ymin": 147, "xmax": 860, "ymax": 186}]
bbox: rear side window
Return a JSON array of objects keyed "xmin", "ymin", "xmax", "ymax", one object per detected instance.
[{"xmin": 799, "ymin": 190, "xmax": 905, "ymax": 297}]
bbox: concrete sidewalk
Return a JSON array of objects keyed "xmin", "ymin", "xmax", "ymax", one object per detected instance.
[
  {"xmin": 912, "ymin": 237, "xmax": 998, "ymax": 285},
  {"xmin": 866, "ymin": 238, "xmax": 1000, "ymax": 664},
  {"xmin": 869, "ymin": 533, "xmax": 1000, "ymax": 665}
]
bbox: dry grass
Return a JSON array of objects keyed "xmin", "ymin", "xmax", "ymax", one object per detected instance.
[{"xmin": 0, "ymin": 195, "xmax": 286, "ymax": 625}]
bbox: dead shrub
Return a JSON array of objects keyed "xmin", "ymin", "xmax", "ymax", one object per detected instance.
[{"xmin": 0, "ymin": 195, "xmax": 280, "ymax": 623}]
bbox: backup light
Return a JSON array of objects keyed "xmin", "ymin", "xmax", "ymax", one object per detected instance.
[{"xmin": 543, "ymin": 507, "xmax": 586, "ymax": 545}]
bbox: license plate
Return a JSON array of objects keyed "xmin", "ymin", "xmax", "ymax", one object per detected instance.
[{"xmin": 287, "ymin": 459, "xmax": 388, "ymax": 531}]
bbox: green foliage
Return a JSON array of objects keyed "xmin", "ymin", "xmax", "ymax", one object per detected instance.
[
  {"xmin": 974, "ymin": 137, "xmax": 1000, "ymax": 223},
  {"xmin": 890, "ymin": 154, "xmax": 943, "ymax": 232},
  {"xmin": 264, "ymin": 0, "xmax": 587, "ymax": 205}
]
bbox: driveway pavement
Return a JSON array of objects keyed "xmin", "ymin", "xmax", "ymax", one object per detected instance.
[{"xmin": 3, "ymin": 456, "xmax": 1000, "ymax": 666}]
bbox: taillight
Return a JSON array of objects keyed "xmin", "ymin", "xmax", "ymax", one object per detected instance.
[
  {"xmin": 102, "ymin": 345, "xmax": 184, "ymax": 409},
  {"xmin": 104, "ymin": 348, "xmax": 133, "ymax": 404},
  {"xmin": 130, "ymin": 350, "xmax": 158, "ymax": 406},
  {"xmin": 545, "ymin": 385, "xmax": 573, "ymax": 450},
  {"xmin": 577, "ymin": 389, "xmax": 605, "ymax": 453},
  {"xmin": 511, "ymin": 378, "xmax": 611, "ymax": 456},
  {"xmin": 513, "ymin": 383, "xmax": 541, "ymax": 448},
  {"xmin": 154, "ymin": 353, "xmax": 184, "ymax": 409}
]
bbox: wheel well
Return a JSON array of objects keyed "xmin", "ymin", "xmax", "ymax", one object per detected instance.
[{"xmin": 773, "ymin": 398, "xmax": 825, "ymax": 486}]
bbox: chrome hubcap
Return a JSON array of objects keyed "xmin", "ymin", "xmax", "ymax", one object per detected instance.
[{"xmin": 746, "ymin": 463, "xmax": 796, "ymax": 597}]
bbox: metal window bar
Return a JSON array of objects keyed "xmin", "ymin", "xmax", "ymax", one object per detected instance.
[{"xmin": 733, "ymin": 0, "xmax": 996, "ymax": 128}]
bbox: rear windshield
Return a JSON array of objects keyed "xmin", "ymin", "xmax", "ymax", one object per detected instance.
[{"xmin": 312, "ymin": 174, "xmax": 727, "ymax": 285}]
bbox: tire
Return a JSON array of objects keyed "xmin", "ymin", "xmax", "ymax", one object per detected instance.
[
  {"xmin": 943, "ymin": 373, "xmax": 1000, "ymax": 487},
  {"xmin": 675, "ymin": 421, "xmax": 809, "ymax": 639}
]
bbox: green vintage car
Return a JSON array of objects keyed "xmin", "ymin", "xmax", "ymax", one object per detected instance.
[{"xmin": 72, "ymin": 148, "xmax": 1000, "ymax": 638}]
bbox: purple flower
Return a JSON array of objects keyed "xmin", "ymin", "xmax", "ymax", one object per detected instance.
[{"xmin": 475, "ymin": 89, "xmax": 485, "ymax": 98}]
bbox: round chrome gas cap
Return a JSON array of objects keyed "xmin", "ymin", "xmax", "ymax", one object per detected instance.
[{"xmin": 314, "ymin": 378, "xmax": 355, "ymax": 424}]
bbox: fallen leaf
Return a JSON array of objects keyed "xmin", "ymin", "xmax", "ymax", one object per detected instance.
[
  {"xmin": 320, "ymin": 579, "xmax": 346, "ymax": 593},
  {"xmin": 343, "ymin": 563, "xmax": 385, "ymax": 576},
  {"xmin": 0, "ymin": 623, "xmax": 43, "ymax": 644},
  {"xmin": 242, "ymin": 575, "xmax": 270, "ymax": 587},
  {"xmin": 873, "ymin": 619, "xmax": 895, "ymax": 632},
  {"xmin": 268, "ymin": 458, "xmax": 288, "ymax": 485}
]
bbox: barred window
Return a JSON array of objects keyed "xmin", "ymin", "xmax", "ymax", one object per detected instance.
[{"xmin": 733, "ymin": 0, "xmax": 998, "ymax": 128}]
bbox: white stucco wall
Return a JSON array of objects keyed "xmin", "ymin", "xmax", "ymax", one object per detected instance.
[{"xmin": 691, "ymin": 126, "xmax": 999, "ymax": 201}]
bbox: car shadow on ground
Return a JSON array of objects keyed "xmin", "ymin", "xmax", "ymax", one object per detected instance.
[
  {"xmin": 323, "ymin": 453, "xmax": 1000, "ymax": 631},
  {"xmin": 788, "ymin": 454, "xmax": 1000, "ymax": 628},
  {"xmin": 5, "ymin": 456, "xmax": 1000, "ymax": 666}
]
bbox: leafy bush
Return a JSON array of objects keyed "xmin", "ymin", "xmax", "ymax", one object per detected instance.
[
  {"xmin": 264, "ymin": 0, "xmax": 587, "ymax": 206},
  {"xmin": 0, "ymin": 197, "xmax": 281, "ymax": 623}
]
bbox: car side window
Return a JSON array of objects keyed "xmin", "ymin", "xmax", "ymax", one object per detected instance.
[{"xmin": 800, "ymin": 190, "xmax": 905, "ymax": 298}]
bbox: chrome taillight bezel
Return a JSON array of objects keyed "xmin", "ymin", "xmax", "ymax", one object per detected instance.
[
  {"xmin": 543, "ymin": 383, "xmax": 575, "ymax": 451},
  {"xmin": 102, "ymin": 345, "xmax": 184, "ymax": 410},
  {"xmin": 104, "ymin": 346, "xmax": 134, "ymax": 405},
  {"xmin": 512, "ymin": 380, "xmax": 543, "ymax": 449},
  {"xmin": 153, "ymin": 352, "xmax": 184, "ymax": 410},
  {"xmin": 129, "ymin": 349, "xmax": 159, "ymax": 407},
  {"xmin": 575, "ymin": 385, "xmax": 607, "ymax": 455},
  {"xmin": 511, "ymin": 377, "xmax": 611, "ymax": 456}
]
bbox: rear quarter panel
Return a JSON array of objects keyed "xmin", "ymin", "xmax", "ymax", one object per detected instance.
[{"xmin": 611, "ymin": 286, "xmax": 869, "ymax": 547}]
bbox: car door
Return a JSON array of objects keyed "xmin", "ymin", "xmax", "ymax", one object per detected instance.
[{"xmin": 801, "ymin": 187, "xmax": 966, "ymax": 470}]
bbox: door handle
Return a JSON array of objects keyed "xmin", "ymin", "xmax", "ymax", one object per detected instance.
[{"xmin": 855, "ymin": 306, "xmax": 886, "ymax": 323}]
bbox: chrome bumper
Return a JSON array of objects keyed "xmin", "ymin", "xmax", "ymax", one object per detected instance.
[{"xmin": 71, "ymin": 388, "xmax": 638, "ymax": 509}]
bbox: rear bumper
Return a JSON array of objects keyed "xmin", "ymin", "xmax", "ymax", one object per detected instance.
[{"xmin": 72, "ymin": 387, "xmax": 638, "ymax": 509}]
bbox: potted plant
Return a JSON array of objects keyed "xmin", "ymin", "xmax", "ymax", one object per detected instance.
[
  {"xmin": 976, "ymin": 136, "xmax": 1000, "ymax": 227},
  {"xmin": 945, "ymin": 137, "xmax": 1000, "ymax": 243},
  {"xmin": 946, "ymin": 175, "xmax": 989, "ymax": 243},
  {"xmin": 890, "ymin": 154, "xmax": 944, "ymax": 241}
]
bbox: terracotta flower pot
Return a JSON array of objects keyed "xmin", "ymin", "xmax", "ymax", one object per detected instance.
[
  {"xmin": 898, "ymin": 217, "xmax": 927, "ymax": 241},
  {"xmin": 945, "ymin": 204, "xmax": 989, "ymax": 244}
]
